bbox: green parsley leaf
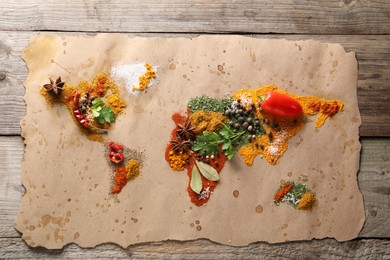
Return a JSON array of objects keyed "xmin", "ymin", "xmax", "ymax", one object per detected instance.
[
  {"xmin": 91, "ymin": 106, "xmax": 102, "ymax": 117},
  {"xmin": 101, "ymin": 106, "xmax": 116, "ymax": 123},
  {"xmin": 92, "ymin": 97, "xmax": 104, "ymax": 107},
  {"xmin": 90, "ymin": 97, "xmax": 116, "ymax": 124}
]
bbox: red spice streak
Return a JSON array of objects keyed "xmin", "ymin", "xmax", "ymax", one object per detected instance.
[
  {"xmin": 274, "ymin": 182, "xmax": 294, "ymax": 202},
  {"xmin": 112, "ymin": 167, "xmax": 128, "ymax": 194},
  {"xmin": 96, "ymin": 77, "xmax": 107, "ymax": 96},
  {"xmin": 164, "ymin": 113, "xmax": 187, "ymax": 162},
  {"xmin": 164, "ymin": 112, "xmax": 228, "ymax": 207},
  {"xmin": 186, "ymin": 153, "xmax": 227, "ymax": 206}
]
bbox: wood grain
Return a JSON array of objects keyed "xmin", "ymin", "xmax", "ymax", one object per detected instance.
[
  {"xmin": 1, "ymin": 238, "xmax": 389, "ymax": 259},
  {"xmin": 0, "ymin": 1, "xmax": 389, "ymax": 255},
  {"xmin": 1, "ymin": 137, "xmax": 389, "ymax": 239},
  {"xmin": 0, "ymin": 32, "xmax": 389, "ymax": 136},
  {"xmin": 0, "ymin": 1, "xmax": 389, "ymax": 34}
]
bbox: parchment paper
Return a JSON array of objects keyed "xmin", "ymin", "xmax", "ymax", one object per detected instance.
[{"xmin": 16, "ymin": 35, "xmax": 364, "ymax": 249}]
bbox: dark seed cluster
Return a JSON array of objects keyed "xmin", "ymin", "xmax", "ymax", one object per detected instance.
[
  {"xmin": 79, "ymin": 92, "xmax": 91, "ymax": 114},
  {"xmin": 224, "ymin": 99, "xmax": 263, "ymax": 141}
]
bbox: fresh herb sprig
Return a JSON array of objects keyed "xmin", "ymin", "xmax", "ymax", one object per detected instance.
[
  {"xmin": 90, "ymin": 98, "xmax": 116, "ymax": 124},
  {"xmin": 192, "ymin": 124, "xmax": 246, "ymax": 160}
]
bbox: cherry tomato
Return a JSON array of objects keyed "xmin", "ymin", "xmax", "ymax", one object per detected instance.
[{"xmin": 261, "ymin": 92, "xmax": 303, "ymax": 117}]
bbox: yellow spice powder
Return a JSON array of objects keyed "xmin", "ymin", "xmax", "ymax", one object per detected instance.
[
  {"xmin": 169, "ymin": 151, "xmax": 190, "ymax": 171},
  {"xmin": 189, "ymin": 110, "xmax": 226, "ymax": 134},
  {"xmin": 297, "ymin": 192, "xmax": 317, "ymax": 210},
  {"xmin": 107, "ymin": 94, "xmax": 127, "ymax": 115},
  {"xmin": 125, "ymin": 159, "xmax": 141, "ymax": 180},
  {"xmin": 132, "ymin": 63, "xmax": 156, "ymax": 93},
  {"xmin": 235, "ymin": 85, "xmax": 343, "ymax": 165}
]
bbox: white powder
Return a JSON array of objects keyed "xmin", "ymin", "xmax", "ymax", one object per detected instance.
[
  {"xmin": 111, "ymin": 63, "xmax": 158, "ymax": 95},
  {"xmin": 198, "ymin": 186, "xmax": 212, "ymax": 200},
  {"xmin": 268, "ymin": 145, "xmax": 279, "ymax": 155},
  {"xmin": 267, "ymin": 130, "xmax": 288, "ymax": 156}
]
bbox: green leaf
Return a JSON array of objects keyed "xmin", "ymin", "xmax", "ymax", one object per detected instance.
[
  {"xmin": 92, "ymin": 98, "xmax": 104, "ymax": 107},
  {"xmin": 221, "ymin": 141, "xmax": 229, "ymax": 150},
  {"xmin": 198, "ymin": 132, "xmax": 220, "ymax": 142},
  {"xmin": 90, "ymin": 97, "xmax": 116, "ymax": 124},
  {"xmin": 258, "ymin": 95, "xmax": 266, "ymax": 103},
  {"xmin": 226, "ymin": 145, "xmax": 236, "ymax": 160},
  {"xmin": 91, "ymin": 106, "xmax": 101, "ymax": 117},
  {"xmin": 190, "ymin": 166, "xmax": 202, "ymax": 194},
  {"xmin": 219, "ymin": 124, "xmax": 233, "ymax": 139},
  {"xmin": 101, "ymin": 106, "xmax": 116, "ymax": 123},
  {"xmin": 197, "ymin": 161, "xmax": 219, "ymax": 181},
  {"xmin": 96, "ymin": 116, "xmax": 105, "ymax": 124}
]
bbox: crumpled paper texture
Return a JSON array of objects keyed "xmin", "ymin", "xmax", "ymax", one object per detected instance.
[{"xmin": 16, "ymin": 35, "xmax": 364, "ymax": 249}]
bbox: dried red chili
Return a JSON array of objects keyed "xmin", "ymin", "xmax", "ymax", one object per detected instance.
[
  {"xmin": 274, "ymin": 182, "xmax": 294, "ymax": 202},
  {"xmin": 73, "ymin": 91, "xmax": 89, "ymax": 128},
  {"xmin": 109, "ymin": 151, "xmax": 124, "ymax": 164},
  {"xmin": 108, "ymin": 141, "xmax": 123, "ymax": 151}
]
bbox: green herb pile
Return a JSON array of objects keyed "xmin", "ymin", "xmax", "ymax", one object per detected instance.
[
  {"xmin": 188, "ymin": 96, "xmax": 233, "ymax": 113},
  {"xmin": 279, "ymin": 177, "xmax": 310, "ymax": 207}
]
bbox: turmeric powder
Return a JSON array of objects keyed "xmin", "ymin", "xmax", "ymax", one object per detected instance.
[
  {"xmin": 169, "ymin": 151, "xmax": 190, "ymax": 171},
  {"xmin": 132, "ymin": 63, "xmax": 156, "ymax": 92},
  {"xmin": 235, "ymin": 85, "xmax": 343, "ymax": 165},
  {"xmin": 125, "ymin": 159, "xmax": 141, "ymax": 180},
  {"xmin": 107, "ymin": 94, "xmax": 127, "ymax": 115},
  {"xmin": 297, "ymin": 192, "xmax": 317, "ymax": 210},
  {"xmin": 189, "ymin": 110, "xmax": 226, "ymax": 134}
]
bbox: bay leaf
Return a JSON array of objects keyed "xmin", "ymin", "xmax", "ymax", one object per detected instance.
[
  {"xmin": 190, "ymin": 166, "xmax": 202, "ymax": 194},
  {"xmin": 197, "ymin": 161, "xmax": 220, "ymax": 181}
]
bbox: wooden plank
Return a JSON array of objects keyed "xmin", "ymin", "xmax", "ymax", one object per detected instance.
[
  {"xmin": 1, "ymin": 238, "xmax": 390, "ymax": 259},
  {"xmin": 0, "ymin": 1, "xmax": 390, "ymax": 34},
  {"xmin": 1, "ymin": 137, "xmax": 389, "ymax": 239},
  {"xmin": 0, "ymin": 32, "xmax": 389, "ymax": 136},
  {"xmin": 0, "ymin": 136, "xmax": 24, "ymax": 238}
]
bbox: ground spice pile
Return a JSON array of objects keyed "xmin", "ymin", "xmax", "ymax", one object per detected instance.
[
  {"xmin": 132, "ymin": 63, "xmax": 157, "ymax": 93},
  {"xmin": 235, "ymin": 85, "xmax": 343, "ymax": 165},
  {"xmin": 40, "ymin": 73, "xmax": 127, "ymax": 142},
  {"xmin": 165, "ymin": 85, "xmax": 341, "ymax": 207},
  {"xmin": 273, "ymin": 178, "xmax": 317, "ymax": 211},
  {"xmin": 106, "ymin": 141, "xmax": 143, "ymax": 194}
]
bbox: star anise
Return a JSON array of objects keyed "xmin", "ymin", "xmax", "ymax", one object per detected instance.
[
  {"xmin": 170, "ymin": 136, "xmax": 191, "ymax": 153},
  {"xmin": 43, "ymin": 76, "xmax": 65, "ymax": 95},
  {"xmin": 176, "ymin": 120, "xmax": 196, "ymax": 141}
]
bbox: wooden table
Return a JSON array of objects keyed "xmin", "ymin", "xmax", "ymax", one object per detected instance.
[{"xmin": 0, "ymin": 1, "xmax": 389, "ymax": 258}]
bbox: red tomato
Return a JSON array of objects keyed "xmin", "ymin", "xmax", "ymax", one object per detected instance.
[{"xmin": 261, "ymin": 92, "xmax": 303, "ymax": 117}]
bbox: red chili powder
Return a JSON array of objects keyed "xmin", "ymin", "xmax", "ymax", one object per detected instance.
[
  {"xmin": 112, "ymin": 167, "xmax": 128, "ymax": 194},
  {"xmin": 186, "ymin": 152, "xmax": 227, "ymax": 206},
  {"xmin": 274, "ymin": 182, "xmax": 294, "ymax": 202},
  {"xmin": 165, "ymin": 112, "xmax": 228, "ymax": 206}
]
